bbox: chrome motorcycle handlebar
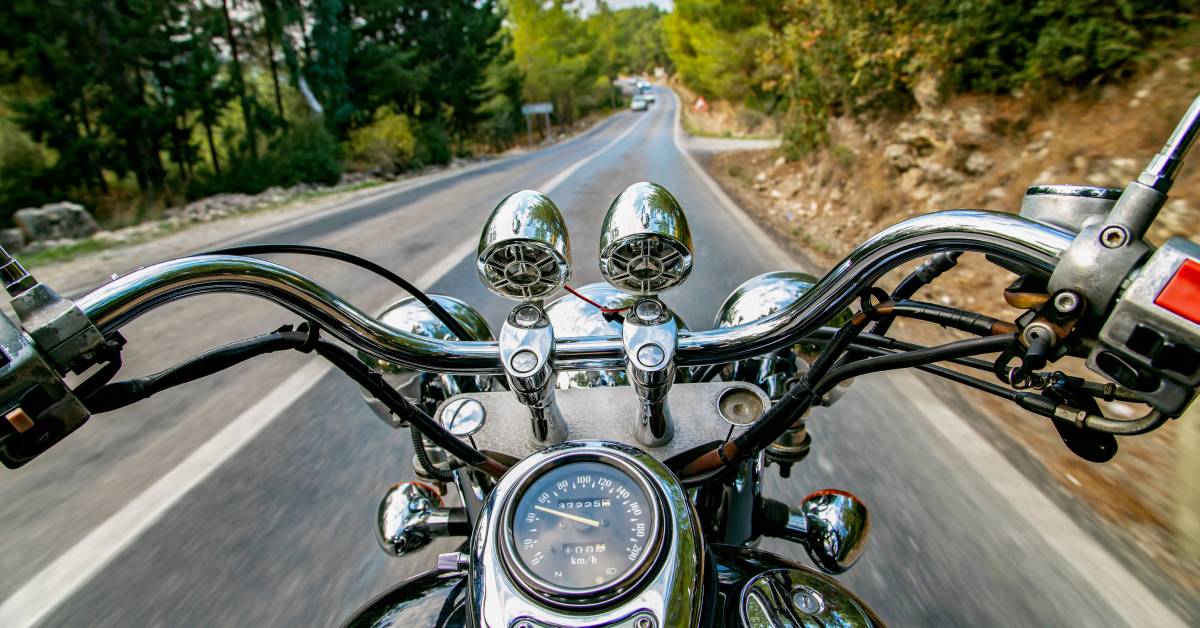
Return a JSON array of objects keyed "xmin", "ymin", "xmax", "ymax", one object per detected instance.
[{"xmin": 77, "ymin": 210, "xmax": 1074, "ymax": 374}]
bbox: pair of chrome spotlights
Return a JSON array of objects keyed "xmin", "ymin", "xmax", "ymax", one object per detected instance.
[{"xmin": 476, "ymin": 182, "xmax": 694, "ymax": 302}]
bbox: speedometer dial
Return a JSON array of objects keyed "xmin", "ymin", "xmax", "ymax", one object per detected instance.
[{"xmin": 504, "ymin": 457, "xmax": 662, "ymax": 600}]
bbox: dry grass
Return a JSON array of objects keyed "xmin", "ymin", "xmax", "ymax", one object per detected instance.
[{"xmin": 706, "ymin": 44, "xmax": 1200, "ymax": 598}]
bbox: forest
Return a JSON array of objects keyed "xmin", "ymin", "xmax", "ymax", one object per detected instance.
[
  {"xmin": 1, "ymin": 0, "xmax": 1194, "ymax": 223},
  {"xmin": 0, "ymin": 1, "xmax": 669, "ymax": 221}
]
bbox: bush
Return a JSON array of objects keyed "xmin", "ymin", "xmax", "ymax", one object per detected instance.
[
  {"xmin": 412, "ymin": 121, "xmax": 452, "ymax": 168},
  {"xmin": 186, "ymin": 119, "xmax": 342, "ymax": 199},
  {"xmin": 772, "ymin": 0, "xmax": 1194, "ymax": 158},
  {"xmin": 348, "ymin": 106, "xmax": 416, "ymax": 174},
  {"xmin": 263, "ymin": 119, "xmax": 343, "ymax": 186},
  {"xmin": 0, "ymin": 124, "xmax": 52, "ymax": 222}
]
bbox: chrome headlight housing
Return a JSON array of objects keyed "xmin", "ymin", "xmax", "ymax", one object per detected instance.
[
  {"xmin": 545, "ymin": 283, "xmax": 689, "ymax": 388},
  {"xmin": 715, "ymin": 271, "xmax": 853, "ymax": 402},
  {"xmin": 358, "ymin": 295, "xmax": 494, "ymax": 425}
]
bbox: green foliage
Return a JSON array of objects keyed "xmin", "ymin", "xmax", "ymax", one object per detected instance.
[
  {"xmin": 509, "ymin": 1, "xmax": 667, "ymax": 126},
  {"xmin": 476, "ymin": 31, "xmax": 525, "ymax": 151},
  {"xmin": 0, "ymin": 122, "xmax": 51, "ymax": 220},
  {"xmin": 187, "ymin": 119, "xmax": 342, "ymax": 199},
  {"xmin": 947, "ymin": 0, "xmax": 1193, "ymax": 92},
  {"xmin": 664, "ymin": 0, "xmax": 785, "ymax": 105},
  {"xmin": 0, "ymin": 0, "xmax": 519, "ymax": 215},
  {"xmin": 349, "ymin": 106, "xmax": 416, "ymax": 173},
  {"xmin": 762, "ymin": 0, "xmax": 1195, "ymax": 157},
  {"xmin": 413, "ymin": 121, "xmax": 452, "ymax": 168}
]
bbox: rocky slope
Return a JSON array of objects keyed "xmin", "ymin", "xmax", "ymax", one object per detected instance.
[{"xmin": 706, "ymin": 52, "xmax": 1200, "ymax": 599}]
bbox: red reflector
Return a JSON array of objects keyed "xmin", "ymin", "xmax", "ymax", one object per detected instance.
[{"xmin": 1155, "ymin": 259, "xmax": 1200, "ymax": 325}]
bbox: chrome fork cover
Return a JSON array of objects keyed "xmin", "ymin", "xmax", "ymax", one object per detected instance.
[
  {"xmin": 715, "ymin": 272, "xmax": 854, "ymax": 401},
  {"xmin": 357, "ymin": 294, "xmax": 494, "ymax": 424}
]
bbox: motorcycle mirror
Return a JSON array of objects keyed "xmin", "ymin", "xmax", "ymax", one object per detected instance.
[
  {"xmin": 801, "ymin": 489, "xmax": 871, "ymax": 574},
  {"xmin": 476, "ymin": 190, "xmax": 571, "ymax": 301}
]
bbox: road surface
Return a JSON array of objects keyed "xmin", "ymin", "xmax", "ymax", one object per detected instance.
[{"xmin": 0, "ymin": 89, "xmax": 1186, "ymax": 627}]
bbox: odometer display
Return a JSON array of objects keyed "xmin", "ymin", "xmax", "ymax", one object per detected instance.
[{"xmin": 507, "ymin": 459, "xmax": 659, "ymax": 594}]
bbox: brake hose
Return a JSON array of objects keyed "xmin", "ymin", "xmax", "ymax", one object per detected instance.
[
  {"xmin": 82, "ymin": 324, "xmax": 508, "ymax": 478},
  {"xmin": 200, "ymin": 244, "xmax": 477, "ymax": 342},
  {"xmin": 678, "ymin": 332, "xmax": 1016, "ymax": 478}
]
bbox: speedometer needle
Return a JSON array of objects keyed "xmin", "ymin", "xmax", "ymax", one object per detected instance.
[{"xmin": 534, "ymin": 505, "xmax": 601, "ymax": 527}]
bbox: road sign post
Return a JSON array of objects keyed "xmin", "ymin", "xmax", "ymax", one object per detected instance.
[{"xmin": 521, "ymin": 102, "xmax": 553, "ymax": 146}]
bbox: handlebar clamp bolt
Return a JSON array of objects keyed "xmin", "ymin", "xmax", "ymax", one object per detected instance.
[
  {"xmin": 1100, "ymin": 225, "xmax": 1129, "ymax": 249},
  {"xmin": 509, "ymin": 350, "xmax": 538, "ymax": 374},
  {"xmin": 1052, "ymin": 291, "xmax": 1081, "ymax": 314}
]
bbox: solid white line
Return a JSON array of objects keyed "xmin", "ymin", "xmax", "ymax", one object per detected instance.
[
  {"xmin": 0, "ymin": 108, "xmax": 647, "ymax": 628},
  {"xmin": 899, "ymin": 373, "xmax": 1186, "ymax": 627},
  {"xmin": 667, "ymin": 86, "xmax": 1183, "ymax": 627}
]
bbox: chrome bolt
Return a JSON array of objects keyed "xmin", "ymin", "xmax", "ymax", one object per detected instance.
[
  {"xmin": 634, "ymin": 299, "xmax": 663, "ymax": 322},
  {"xmin": 510, "ymin": 350, "xmax": 538, "ymax": 373},
  {"xmin": 440, "ymin": 397, "xmax": 486, "ymax": 437},
  {"xmin": 1100, "ymin": 225, "xmax": 1128, "ymax": 249},
  {"xmin": 1053, "ymin": 291, "xmax": 1080, "ymax": 314},
  {"xmin": 436, "ymin": 551, "xmax": 469, "ymax": 573},
  {"xmin": 637, "ymin": 343, "xmax": 665, "ymax": 367},
  {"xmin": 513, "ymin": 305, "xmax": 541, "ymax": 327},
  {"xmin": 1022, "ymin": 323, "xmax": 1048, "ymax": 346},
  {"xmin": 634, "ymin": 617, "xmax": 655, "ymax": 628}
]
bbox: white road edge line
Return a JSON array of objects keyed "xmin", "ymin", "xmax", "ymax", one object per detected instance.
[
  {"xmin": 0, "ymin": 110, "xmax": 647, "ymax": 628},
  {"xmin": 668, "ymin": 86, "xmax": 1185, "ymax": 628},
  {"xmin": 900, "ymin": 373, "xmax": 1186, "ymax": 628}
]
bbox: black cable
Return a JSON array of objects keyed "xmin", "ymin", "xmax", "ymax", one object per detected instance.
[
  {"xmin": 805, "ymin": 329, "xmax": 998, "ymax": 373},
  {"xmin": 842, "ymin": 341, "xmax": 1019, "ymax": 400},
  {"xmin": 725, "ymin": 313, "xmax": 873, "ymax": 465},
  {"xmin": 873, "ymin": 251, "xmax": 962, "ymax": 337},
  {"xmin": 84, "ymin": 328, "xmax": 309, "ymax": 413},
  {"xmin": 813, "ymin": 334, "xmax": 1016, "ymax": 396},
  {"xmin": 412, "ymin": 426, "xmax": 455, "ymax": 482},
  {"xmin": 707, "ymin": 332, "xmax": 1014, "ymax": 475},
  {"xmin": 886, "ymin": 300, "xmax": 1009, "ymax": 337},
  {"xmin": 201, "ymin": 244, "xmax": 476, "ymax": 342},
  {"xmin": 310, "ymin": 338, "xmax": 489, "ymax": 466}
]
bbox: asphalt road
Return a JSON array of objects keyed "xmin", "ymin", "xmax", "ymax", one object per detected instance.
[{"xmin": 0, "ymin": 90, "xmax": 1184, "ymax": 627}]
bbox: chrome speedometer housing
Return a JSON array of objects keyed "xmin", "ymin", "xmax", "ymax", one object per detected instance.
[
  {"xmin": 469, "ymin": 441, "xmax": 703, "ymax": 627},
  {"xmin": 499, "ymin": 449, "xmax": 666, "ymax": 607}
]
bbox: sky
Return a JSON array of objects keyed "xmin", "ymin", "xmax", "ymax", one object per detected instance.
[{"xmin": 581, "ymin": 0, "xmax": 673, "ymax": 12}]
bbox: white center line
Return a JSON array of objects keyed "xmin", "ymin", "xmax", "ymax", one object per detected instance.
[{"xmin": 0, "ymin": 110, "xmax": 647, "ymax": 628}]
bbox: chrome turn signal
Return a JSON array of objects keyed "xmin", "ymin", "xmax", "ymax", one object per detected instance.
[
  {"xmin": 477, "ymin": 190, "xmax": 571, "ymax": 301},
  {"xmin": 800, "ymin": 489, "xmax": 871, "ymax": 574},
  {"xmin": 598, "ymin": 182, "xmax": 693, "ymax": 295},
  {"xmin": 376, "ymin": 481, "xmax": 467, "ymax": 557}
]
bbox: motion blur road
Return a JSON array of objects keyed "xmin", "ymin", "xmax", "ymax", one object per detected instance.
[{"xmin": 0, "ymin": 90, "xmax": 1185, "ymax": 627}]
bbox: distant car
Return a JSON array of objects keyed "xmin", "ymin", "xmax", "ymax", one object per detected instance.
[
  {"xmin": 640, "ymin": 85, "xmax": 656, "ymax": 103},
  {"xmin": 630, "ymin": 95, "xmax": 648, "ymax": 111}
]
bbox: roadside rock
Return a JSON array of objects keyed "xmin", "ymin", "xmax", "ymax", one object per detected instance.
[
  {"xmin": 954, "ymin": 107, "xmax": 993, "ymax": 147},
  {"xmin": 13, "ymin": 202, "xmax": 100, "ymax": 243},
  {"xmin": 0, "ymin": 228, "xmax": 25, "ymax": 252},
  {"xmin": 920, "ymin": 160, "xmax": 967, "ymax": 186},
  {"xmin": 884, "ymin": 143, "xmax": 916, "ymax": 171},
  {"xmin": 964, "ymin": 151, "xmax": 994, "ymax": 176},
  {"xmin": 912, "ymin": 71, "xmax": 943, "ymax": 111}
]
